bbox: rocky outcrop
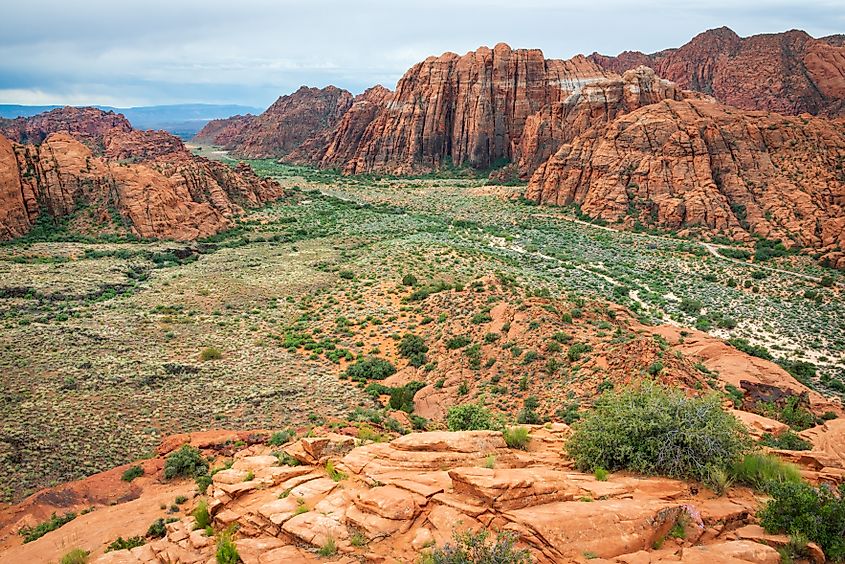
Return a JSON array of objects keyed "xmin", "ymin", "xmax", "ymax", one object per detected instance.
[
  {"xmin": 0, "ymin": 108, "xmax": 286, "ymax": 241},
  {"xmin": 284, "ymin": 85, "xmax": 392, "ymax": 169},
  {"xmin": 525, "ymin": 98, "xmax": 845, "ymax": 263},
  {"xmin": 193, "ymin": 86, "xmax": 354, "ymax": 158},
  {"xmin": 0, "ymin": 106, "xmax": 133, "ymax": 149},
  {"xmin": 331, "ymin": 44, "xmax": 613, "ymax": 175},
  {"xmin": 589, "ymin": 27, "xmax": 845, "ymax": 117},
  {"xmin": 513, "ymin": 66, "xmax": 698, "ymax": 176}
]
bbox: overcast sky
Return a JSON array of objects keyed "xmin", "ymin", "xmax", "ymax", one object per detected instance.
[{"xmin": 1, "ymin": 0, "xmax": 842, "ymax": 109}]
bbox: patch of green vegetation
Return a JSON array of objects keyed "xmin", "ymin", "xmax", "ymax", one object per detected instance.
[{"xmin": 20, "ymin": 512, "xmax": 77, "ymax": 543}]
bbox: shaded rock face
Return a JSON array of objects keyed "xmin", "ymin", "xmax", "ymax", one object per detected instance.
[
  {"xmin": 526, "ymin": 98, "xmax": 845, "ymax": 262},
  {"xmin": 284, "ymin": 85, "xmax": 392, "ymax": 169},
  {"xmin": 194, "ymin": 86, "xmax": 354, "ymax": 158},
  {"xmin": 513, "ymin": 66, "xmax": 698, "ymax": 177},
  {"xmin": 335, "ymin": 44, "xmax": 613, "ymax": 174},
  {"xmin": 0, "ymin": 108, "xmax": 286, "ymax": 241},
  {"xmin": 589, "ymin": 27, "xmax": 845, "ymax": 117}
]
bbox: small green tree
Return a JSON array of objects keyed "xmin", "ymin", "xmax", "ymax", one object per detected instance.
[
  {"xmin": 164, "ymin": 445, "xmax": 209, "ymax": 480},
  {"xmin": 447, "ymin": 403, "xmax": 497, "ymax": 431}
]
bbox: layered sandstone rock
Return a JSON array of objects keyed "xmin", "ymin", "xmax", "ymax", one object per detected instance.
[
  {"xmin": 513, "ymin": 66, "xmax": 698, "ymax": 176},
  {"xmin": 526, "ymin": 98, "xmax": 845, "ymax": 263},
  {"xmin": 589, "ymin": 27, "xmax": 845, "ymax": 117},
  {"xmin": 0, "ymin": 108, "xmax": 286, "ymax": 241},
  {"xmin": 284, "ymin": 85, "xmax": 392, "ymax": 169},
  {"xmin": 193, "ymin": 86, "xmax": 354, "ymax": 158},
  {"xmin": 334, "ymin": 44, "xmax": 613, "ymax": 175}
]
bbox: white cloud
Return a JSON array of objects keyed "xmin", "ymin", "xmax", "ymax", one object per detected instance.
[{"xmin": 1, "ymin": 0, "xmax": 842, "ymax": 107}]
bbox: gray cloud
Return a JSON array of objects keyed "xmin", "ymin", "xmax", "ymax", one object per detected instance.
[{"xmin": 1, "ymin": 0, "xmax": 842, "ymax": 107}]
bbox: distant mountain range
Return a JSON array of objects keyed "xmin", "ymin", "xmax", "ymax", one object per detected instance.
[{"xmin": 0, "ymin": 103, "xmax": 263, "ymax": 138}]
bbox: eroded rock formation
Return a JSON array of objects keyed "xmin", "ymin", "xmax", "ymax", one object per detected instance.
[
  {"xmin": 194, "ymin": 86, "xmax": 354, "ymax": 158},
  {"xmin": 589, "ymin": 27, "xmax": 845, "ymax": 117},
  {"xmin": 0, "ymin": 108, "xmax": 286, "ymax": 241},
  {"xmin": 525, "ymin": 98, "xmax": 845, "ymax": 265}
]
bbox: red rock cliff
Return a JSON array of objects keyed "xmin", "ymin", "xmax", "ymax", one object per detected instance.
[
  {"xmin": 526, "ymin": 98, "xmax": 845, "ymax": 266},
  {"xmin": 0, "ymin": 109, "xmax": 286, "ymax": 241},
  {"xmin": 589, "ymin": 28, "xmax": 845, "ymax": 117},
  {"xmin": 193, "ymin": 86, "xmax": 354, "ymax": 158}
]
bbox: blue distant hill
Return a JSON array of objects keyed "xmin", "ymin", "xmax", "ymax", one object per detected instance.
[{"xmin": 0, "ymin": 103, "xmax": 262, "ymax": 139}]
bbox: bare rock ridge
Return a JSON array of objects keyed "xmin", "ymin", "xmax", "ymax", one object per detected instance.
[
  {"xmin": 0, "ymin": 107, "xmax": 285, "ymax": 241},
  {"xmin": 525, "ymin": 98, "xmax": 845, "ymax": 268},
  {"xmin": 194, "ymin": 85, "xmax": 354, "ymax": 158},
  {"xmin": 589, "ymin": 27, "xmax": 845, "ymax": 117}
]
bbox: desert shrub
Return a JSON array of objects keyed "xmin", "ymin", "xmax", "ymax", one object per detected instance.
[
  {"xmin": 60, "ymin": 549, "xmax": 89, "ymax": 564},
  {"xmin": 566, "ymin": 383, "xmax": 752, "ymax": 482},
  {"xmin": 388, "ymin": 381, "xmax": 425, "ymax": 412},
  {"xmin": 399, "ymin": 333, "xmax": 428, "ymax": 367},
  {"xmin": 344, "ymin": 356, "xmax": 396, "ymax": 381},
  {"xmin": 760, "ymin": 430, "xmax": 812, "ymax": 451},
  {"xmin": 679, "ymin": 298, "xmax": 703, "ymax": 315},
  {"xmin": 517, "ymin": 396, "xmax": 541, "ymax": 424},
  {"xmin": 424, "ymin": 529, "xmax": 531, "ymax": 564},
  {"xmin": 268, "ymin": 429, "xmax": 295, "ymax": 446},
  {"xmin": 199, "ymin": 347, "xmax": 222, "ymax": 361},
  {"xmin": 731, "ymin": 453, "xmax": 802, "ymax": 491},
  {"xmin": 446, "ymin": 335, "xmax": 472, "ymax": 350},
  {"xmin": 216, "ymin": 531, "xmax": 239, "ymax": 564},
  {"xmin": 759, "ymin": 481, "xmax": 845, "ymax": 561},
  {"xmin": 447, "ymin": 403, "xmax": 497, "ymax": 431},
  {"xmin": 319, "ymin": 536, "xmax": 338, "ymax": 556},
  {"xmin": 121, "ymin": 465, "xmax": 144, "ymax": 482},
  {"xmin": 338, "ymin": 269, "xmax": 354, "ymax": 280},
  {"xmin": 106, "ymin": 536, "xmax": 145, "ymax": 552},
  {"xmin": 164, "ymin": 445, "xmax": 208, "ymax": 480},
  {"xmin": 594, "ymin": 467, "xmax": 609, "ymax": 481},
  {"xmin": 147, "ymin": 518, "xmax": 167, "ymax": 538},
  {"xmin": 503, "ymin": 427, "xmax": 530, "ymax": 450},
  {"xmin": 326, "ymin": 460, "xmax": 348, "ymax": 482},
  {"xmin": 192, "ymin": 499, "xmax": 211, "ymax": 529},
  {"xmin": 727, "ymin": 338, "xmax": 773, "ymax": 361},
  {"xmin": 20, "ymin": 512, "xmax": 77, "ymax": 543},
  {"xmin": 401, "ymin": 273, "xmax": 417, "ymax": 286},
  {"xmin": 567, "ymin": 342, "xmax": 592, "ymax": 362}
]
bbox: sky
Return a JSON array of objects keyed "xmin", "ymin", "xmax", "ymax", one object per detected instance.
[{"xmin": 1, "ymin": 0, "xmax": 843, "ymax": 109}]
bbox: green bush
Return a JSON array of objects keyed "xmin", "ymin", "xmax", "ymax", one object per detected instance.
[
  {"xmin": 447, "ymin": 403, "xmax": 497, "ymax": 431},
  {"xmin": 164, "ymin": 445, "xmax": 209, "ymax": 480},
  {"xmin": 760, "ymin": 481, "xmax": 845, "ymax": 561},
  {"xmin": 424, "ymin": 529, "xmax": 531, "ymax": 564},
  {"xmin": 760, "ymin": 430, "xmax": 812, "ymax": 451},
  {"xmin": 268, "ymin": 429, "xmax": 295, "ymax": 446},
  {"xmin": 727, "ymin": 338, "xmax": 773, "ymax": 361},
  {"xmin": 146, "ymin": 518, "xmax": 167, "ymax": 538},
  {"xmin": 398, "ymin": 334, "xmax": 428, "ymax": 367},
  {"xmin": 216, "ymin": 531, "xmax": 239, "ymax": 564},
  {"xmin": 20, "ymin": 512, "xmax": 77, "ymax": 543},
  {"xmin": 121, "ymin": 465, "xmax": 144, "ymax": 482},
  {"xmin": 731, "ymin": 453, "xmax": 802, "ymax": 491},
  {"xmin": 503, "ymin": 427, "xmax": 530, "ymax": 450},
  {"xmin": 199, "ymin": 347, "xmax": 222, "ymax": 361},
  {"xmin": 566, "ymin": 383, "xmax": 752, "ymax": 482},
  {"xmin": 192, "ymin": 499, "xmax": 211, "ymax": 529},
  {"xmin": 60, "ymin": 549, "xmax": 89, "ymax": 564},
  {"xmin": 402, "ymin": 273, "xmax": 417, "ymax": 286},
  {"xmin": 446, "ymin": 335, "xmax": 472, "ymax": 350},
  {"xmin": 105, "ymin": 536, "xmax": 145, "ymax": 552},
  {"xmin": 344, "ymin": 356, "xmax": 396, "ymax": 381}
]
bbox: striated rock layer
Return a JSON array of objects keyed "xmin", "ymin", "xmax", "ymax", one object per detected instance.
[
  {"xmin": 322, "ymin": 44, "xmax": 613, "ymax": 174},
  {"xmin": 589, "ymin": 27, "xmax": 845, "ymax": 117},
  {"xmin": 513, "ymin": 66, "xmax": 699, "ymax": 177},
  {"xmin": 0, "ymin": 108, "xmax": 286, "ymax": 241},
  {"xmin": 526, "ymin": 98, "xmax": 845, "ymax": 266},
  {"xmin": 194, "ymin": 86, "xmax": 354, "ymax": 158}
]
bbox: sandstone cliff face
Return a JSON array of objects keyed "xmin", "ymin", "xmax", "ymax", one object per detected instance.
[
  {"xmin": 0, "ymin": 108, "xmax": 286, "ymax": 241},
  {"xmin": 513, "ymin": 66, "xmax": 698, "ymax": 177},
  {"xmin": 526, "ymin": 98, "xmax": 845, "ymax": 264},
  {"xmin": 336, "ymin": 44, "xmax": 613, "ymax": 174},
  {"xmin": 193, "ymin": 86, "xmax": 354, "ymax": 158},
  {"xmin": 284, "ymin": 85, "xmax": 392, "ymax": 169},
  {"xmin": 589, "ymin": 27, "xmax": 845, "ymax": 117},
  {"xmin": 0, "ymin": 107, "xmax": 132, "ymax": 148}
]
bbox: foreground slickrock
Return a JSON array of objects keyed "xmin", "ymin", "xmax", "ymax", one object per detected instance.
[
  {"xmin": 525, "ymin": 98, "xmax": 845, "ymax": 267},
  {"xmin": 5, "ymin": 425, "xmax": 843, "ymax": 563},
  {"xmin": 589, "ymin": 27, "xmax": 845, "ymax": 117},
  {"xmin": 0, "ymin": 107, "xmax": 286, "ymax": 241}
]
